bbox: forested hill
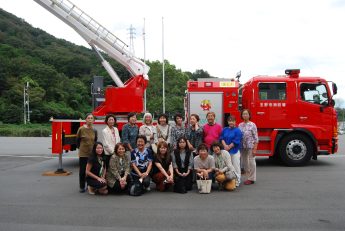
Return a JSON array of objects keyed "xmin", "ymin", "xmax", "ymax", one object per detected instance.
[{"xmin": 0, "ymin": 8, "xmax": 214, "ymax": 123}]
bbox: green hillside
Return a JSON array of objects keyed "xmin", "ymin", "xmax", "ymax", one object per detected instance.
[{"xmin": 0, "ymin": 8, "xmax": 213, "ymax": 123}]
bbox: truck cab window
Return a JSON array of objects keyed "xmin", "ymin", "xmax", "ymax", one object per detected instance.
[
  {"xmin": 259, "ymin": 83, "xmax": 286, "ymax": 100},
  {"xmin": 300, "ymin": 83, "xmax": 328, "ymax": 105}
]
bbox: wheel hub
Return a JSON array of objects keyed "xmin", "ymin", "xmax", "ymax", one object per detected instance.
[{"xmin": 286, "ymin": 140, "xmax": 307, "ymax": 160}]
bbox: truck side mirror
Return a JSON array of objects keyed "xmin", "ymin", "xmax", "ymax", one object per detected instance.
[
  {"xmin": 330, "ymin": 99, "xmax": 335, "ymax": 107},
  {"xmin": 332, "ymin": 83, "xmax": 337, "ymax": 95}
]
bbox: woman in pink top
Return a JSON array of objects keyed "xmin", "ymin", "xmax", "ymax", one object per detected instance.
[{"xmin": 203, "ymin": 112, "xmax": 222, "ymax": 149}]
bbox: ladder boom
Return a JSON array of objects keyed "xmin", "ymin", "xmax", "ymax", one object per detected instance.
[{"xmin": 34, "ymin": 0, "xmax": 150, "ymax": 84}]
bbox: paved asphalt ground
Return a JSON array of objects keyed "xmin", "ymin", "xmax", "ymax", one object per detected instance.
[{"xmin": 0, "ymin": 137, "xmax": 344, "ymax": 231}]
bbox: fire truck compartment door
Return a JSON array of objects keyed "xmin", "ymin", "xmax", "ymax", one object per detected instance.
[{"xmin": 188, "ymin": 92, "xmax": 223, "ymax": 127}]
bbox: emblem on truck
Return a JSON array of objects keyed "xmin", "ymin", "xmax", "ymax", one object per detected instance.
[{"xmin": 200, "ymin": 99, "xmax": 212, "ymax": 111}]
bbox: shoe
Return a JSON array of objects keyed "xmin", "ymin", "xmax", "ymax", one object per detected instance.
[
  {"xmin": 79, "ymin": 187, "xmax": 86, "ymax": 193},
  {"xmin": 88, "ymin": 186, "xmax": 95, "ymax": 195},
  {"xmin": 244, "ymin": 180, "xmax": 255, "ymax": 185},
  {"xmin": 145, "ymin": 186, "xmax": 151, "ymax": 192}
]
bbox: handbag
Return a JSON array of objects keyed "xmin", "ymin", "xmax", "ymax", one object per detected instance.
[
  {"xmin": 128, "ymin": 181, "xmax": 143, "ymax": 196},
  {"xmin": 196, "ymin": 178, "xmax": 212, "ymax": 194}
]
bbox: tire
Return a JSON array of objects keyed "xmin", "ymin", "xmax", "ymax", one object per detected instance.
[{"xmin": 279, "ymin": 133, "xmax": 313, "ymax": 166}]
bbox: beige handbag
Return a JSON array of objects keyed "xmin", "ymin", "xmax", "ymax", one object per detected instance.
[{"xmin": 196, "ymin": 178, "xmax": 212, "ymax": 194}]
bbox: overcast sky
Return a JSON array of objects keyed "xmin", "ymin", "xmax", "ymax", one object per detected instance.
[{"xmin": 1, "ymin": 0, "xmax": 345, "ymax": 101}]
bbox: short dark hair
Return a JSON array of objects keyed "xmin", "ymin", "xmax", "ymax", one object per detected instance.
[
  {"xmin": 174, "ymin": 113, "xmax": 183, "ymax": 123},
  {"xmin": 127, "ymin": 112, "xmax": 136, "ymax": 122},
  {"xmin": 241, "ymin": 109, "xmax": 251, "ymax": 120},
  {"xmin": 105, "ymin": 114, "xmax": 117, "ymax": 125},
  {"xmin": 226, "ymin": 115, "xmax": 236, "ymax": 126},
  {"xmin": 190, "ymin": 113, "xmax": 200, "ymax": 122},
  {"xmin": 206, "ymin": 111, "xmax": 215, "ymax": 118},
  {"xmin": 210, "ymin": 141, "xmax": 223, "ymax": 151},
  {"xmin": 197, "ymin": 143, "xmax": 208, "ymax": 153},
  {"xmin": 136, "ymin": 134, "xmax": 147, "ymax": 143},
  {"xmin": 158, "ymin": 113, "xmax": 169, "ymax": 125}
]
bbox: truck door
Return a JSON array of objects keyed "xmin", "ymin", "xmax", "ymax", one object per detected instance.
[
  {"xmin": 254, "ymin": 82, "xmax": 289, "ymax": 128},
  {"xmin": 297, "ymin": 83, "xmax": 333, "ymax": 147}
]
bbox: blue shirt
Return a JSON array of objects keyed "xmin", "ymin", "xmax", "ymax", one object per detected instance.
[
  {"xmin": 130, "ymin": 148, "xmax": 153, "ymax": 176},
  {"xmin": 122, "ymin": 123, "xmax": 139, "ymax": 149},
  {"xmin": 220, "ymin": 127, "xmax": 242, "ymax": 155}
]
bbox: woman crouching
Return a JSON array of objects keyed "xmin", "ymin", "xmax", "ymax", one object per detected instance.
[
  {"xmin": 86, "ymin": 142, "xmax": 108, "ymax": 195},
  {"xmin": 211, "ymin": 142, "xmax": 237, "ymax": 191},
  {"xmin": 193, "ymin": 143, "xmax": 215, "ymax": 180},
  {"xmin": 106, "ymin": 143, "xmax": 131, "ymax": 194},
  {"xmin": 152, "ymin": 141, "xmax": 174, "ymax": 191},
  {"xmin": 172, "ymin": 137, "xmax": 193, "ymax": 193}
]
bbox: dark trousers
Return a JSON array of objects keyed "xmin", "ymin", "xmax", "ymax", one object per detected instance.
[
  {"xmin": 79, "ymin": 157, "xmax": 88, "ymax": 189},
  {"xmin": 108, "ymin": 175, "xmax": 131, "ymax": 194},
  {"xmin": 174, "ymin": 172, "xmax": 193, "ymax": 192}
]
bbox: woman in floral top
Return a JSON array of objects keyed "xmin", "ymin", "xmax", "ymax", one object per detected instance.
[
  {"xmin": 170, "ymin": 113, "xmax": 186, "ymax": 150},
  {"xmin": 106, "ymin": 143, "xmax": 131, "ymax": 194},
  {"xmin": 238, "ymin": 109, "xmax": 259, "ymax": 185}
]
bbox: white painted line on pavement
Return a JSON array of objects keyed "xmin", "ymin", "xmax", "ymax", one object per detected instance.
[{"xmin": 0, "ymin": 154, "xmax": 78, "ymax": 159}]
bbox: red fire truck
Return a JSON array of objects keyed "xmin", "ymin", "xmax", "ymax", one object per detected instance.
[
  {"xmin": 36, "ymin": 0, "xmax": 339, "ymax": 169},
  {"xmin": 186, "ymin": 69, "xmax": 338, "ymax": 166}
]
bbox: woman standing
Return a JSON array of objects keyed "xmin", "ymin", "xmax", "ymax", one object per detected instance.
[
  {"xmin": 172, "ymin": 137, "xmax": 193, "ymax": 193},
  {"xmin": 185, "ymin": 114, "xmax": 203, "ymax": 155},
  {"xmin": 220, "ymin": 115, "xmax": 242, "ymax": 186},
  {"xmin": 122, "ymin": 112, "xmax": 139, "ymax": 152},
  {"xmin": 156, "ymin": 113, "xmax": 171, "ymax": 147},
  {"xmin": 106, "ymin": 143, "xmax": 131, "ymax": 194},
  {"xmin": 76, "ymin": 113, "xmax": 97, "ymax": 193},
  {"xmin": 85, "ymin": 142, "xmax": 108, "ymax": 195},
  {"xmin": 139, "ymin": 112, "xmax": 157, "ymax": 149},
  {"xmin": 238, "ymin": 109, "xmax": 259, "ymax": 185},
  {"xmin": 152, "ymin": 141, "xmax": 174, "ymax": 192},
  {"xmin": 102, "ymin": 114, "xmax": 120, "ymax": 168},
  {"xmin": 170, "ymin": 113, "xmax": 186, "ymax": 150}
]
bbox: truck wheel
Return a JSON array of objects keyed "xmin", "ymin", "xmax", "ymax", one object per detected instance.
[{"xmin": 279, "ymin": 134, "xmax": 313, "ymax": 166}]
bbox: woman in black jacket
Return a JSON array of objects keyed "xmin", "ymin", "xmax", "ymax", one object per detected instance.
[{"xmin": 171, "ymin": 137, "xmax": 194, "ymax": 193}]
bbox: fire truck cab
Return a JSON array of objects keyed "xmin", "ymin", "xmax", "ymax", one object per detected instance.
[{"xmin": 186, "ymin": 69, "xmax": 338, "ymax": 166}]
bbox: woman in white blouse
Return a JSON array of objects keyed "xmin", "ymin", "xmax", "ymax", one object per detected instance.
[{"xmin": 102, "ymin": 114, "xmax": 121, "ymax": 168}]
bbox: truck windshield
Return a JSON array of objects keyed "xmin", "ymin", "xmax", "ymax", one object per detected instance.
[{"xmin": 300, "ymin": 83, "xmax": 329, "ymax": 105}]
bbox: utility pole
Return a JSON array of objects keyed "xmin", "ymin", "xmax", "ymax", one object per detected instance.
[
  {"xmin": 23, "ymin": 85, "xmax": 26, "ymax": 124},
  {"xmin": 143, "ymin": 18, "xmax": 147, "ymax": 112},
  {"xmin": 162, "ymin": 17, "xmax": 165, "ymax": 113},
  {"xmin": 23, "ymin": 82, "xmax": 30, "ymax": 124}
]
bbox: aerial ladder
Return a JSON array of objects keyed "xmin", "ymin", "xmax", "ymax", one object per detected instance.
[
  {"xmin": 33, "ymin": 0, "xmax": 152, "ymax": 172},
  {"xmin": 34, "ymin": 0, "xmax": 150, "ymax": 116}
]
